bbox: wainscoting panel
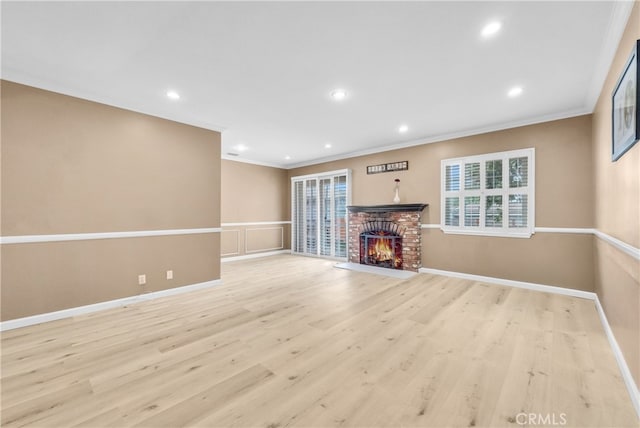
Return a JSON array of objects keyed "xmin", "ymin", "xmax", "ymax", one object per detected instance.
[
  {"xmin": 221, "ymin": 230, "xmax": 240, "ymax": 256},
  {"xmin": 221, "ymin": 222, "xmax": 290, "ymax": 258},
  {"xmin": 246, "ymin": 227, "xmax": 284, "ymax": 253}
]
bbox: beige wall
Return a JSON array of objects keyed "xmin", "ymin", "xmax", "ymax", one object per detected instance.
[
  {"xmin": 591, "ymin": 4, "xmax": 640, "ymax": 387},
  {"xmin": 1, "ymin": 234, "xmax": 220, "ymax": 321},
  {"xmin": 221, "ymin": 159, "xmax": 289, "ymax": 258},
  {"xmin": 1, "ymin": 81, "xmax": 221, "ymax": 320},
  {"xmin": 289, "ymin": 115, "xmax": 595, "ymax": 290},
  {"xmin": 423, "ymin": 231, "xmax": 594, "ymax": 292}
]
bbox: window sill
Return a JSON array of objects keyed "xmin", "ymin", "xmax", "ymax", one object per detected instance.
[{"xmin": 440, "ymin": 227, "xmax": 534, "ymax": 239}]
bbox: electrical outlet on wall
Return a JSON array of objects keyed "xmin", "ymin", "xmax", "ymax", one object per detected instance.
[
  {"xmin": 166, "ymin": 270, "xmax": 173, "ymax": 280},
  {"xmin": 138, "ymin": 274, "xmax": 146, "ymax": 285}
]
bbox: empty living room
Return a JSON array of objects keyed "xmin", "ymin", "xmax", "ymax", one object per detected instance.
[{"xmin": 1, "ymin": 1, "xmax": 639, "ymax": 427}]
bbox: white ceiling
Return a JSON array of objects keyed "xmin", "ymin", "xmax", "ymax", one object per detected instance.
[{"xmin": 1, "ymin": 1, "xmax": 633, "ymax": 168}]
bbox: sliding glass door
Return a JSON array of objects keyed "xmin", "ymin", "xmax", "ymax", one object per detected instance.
[{"xmin": 291, "ymin": 170, "xmax": 351, "ymax": 258}]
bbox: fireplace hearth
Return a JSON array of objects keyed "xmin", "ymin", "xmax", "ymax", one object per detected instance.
[{"xmin": 348, "ymin": 204, "xmax": 427, "ymax": 272}]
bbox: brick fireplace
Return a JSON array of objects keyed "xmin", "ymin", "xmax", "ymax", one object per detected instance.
[{"xmin": 347, "ymin": 204, "xmax": 427, "ymax": 272}]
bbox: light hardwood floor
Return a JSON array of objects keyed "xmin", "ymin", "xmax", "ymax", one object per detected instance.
[{"xmin": 1, "ymin": 255, "xmax": 637, "ymax": 427}]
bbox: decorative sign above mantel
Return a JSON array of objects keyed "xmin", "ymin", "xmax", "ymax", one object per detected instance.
[{"xmin": 366, "ymin": 161, "xmax": 408, "ymax": 174}]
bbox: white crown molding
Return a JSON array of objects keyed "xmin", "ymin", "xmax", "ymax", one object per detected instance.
[
  {"xmin": 285, "ymin": 108, "xmax": 590, "ymax": 169},
  {"xmin": 1, "ymin": 76, "xmax": 227, "ymax": 133},
  {"xmin": 221, "ymin": 154, "xmax": 286, "ymax": 169},
  {"xmin": 0, "ymin": 279, "xmax": 222, "ymax": 331},
  {"xmin": 0, "ymin": 227, "xmax": 221, "ymax": 245},
  {"xmin": 7, "ymin": 80, "xmax": 595, "ymax": 174},
  {"xmin": 584, "ymin": 0, "xmax": 636, "ymax": 110}
]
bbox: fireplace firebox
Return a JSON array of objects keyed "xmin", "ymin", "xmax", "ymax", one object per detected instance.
[{"xmin": 359, "ymin": 221, "xmax": 403, "ymax": 270}]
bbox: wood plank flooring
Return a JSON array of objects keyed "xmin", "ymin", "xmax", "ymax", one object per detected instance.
[{"xmin": 1, "ymin": 255, "xmax": 637, "ymax": 427}]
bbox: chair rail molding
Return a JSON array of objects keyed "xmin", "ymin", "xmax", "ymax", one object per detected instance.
[{"xmin": 0, "ymin": 227, "xmax": 222, "ymax": 245}]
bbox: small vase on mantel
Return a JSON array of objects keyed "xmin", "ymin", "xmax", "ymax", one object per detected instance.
[{"xmin": 393, "ymin": 179, "xmax": 401, "ymax": 204}]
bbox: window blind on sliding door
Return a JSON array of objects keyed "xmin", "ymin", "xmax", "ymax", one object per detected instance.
[
  {"xmin": 292, "ymin": 180, "xmax": 305, "ymax": 253},
  {"xmin": 305, "ymin": 179, "xmax": 317, "ymax": 254},
  {"xmin": 319, "ymin": 178, "xmax": 332, "ymax": 256},
  {"xmin": 291, "ymin": 170, "xmax": 351, "ymax": 258},
  {"xmin": 333, "ymin": 175, "xmax": 347, "ymax": 257}
]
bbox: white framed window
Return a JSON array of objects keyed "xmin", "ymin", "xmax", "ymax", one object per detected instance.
[{"xmin": 441, "ymin": 148, "xmax": 535, "ymax": 238}]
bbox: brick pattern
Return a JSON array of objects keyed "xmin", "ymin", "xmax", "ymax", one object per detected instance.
[{"xmin": 348, "ymin": 210, "xmax": 423, "ymax": 272}]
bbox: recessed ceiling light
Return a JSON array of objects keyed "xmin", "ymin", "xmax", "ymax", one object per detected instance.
[
  {"xmin": 508, "ymin": 86, "xmax": 523, "ymax": 98},
  {"xmin": 481, "ymin": 21, "xmax": 502, "ymax": 38},
  {"xmin": 166, "ymin": 90, "xmax": 180, "ymax": 100},
  {"xmin": 398, "ymin": 124, "xmax": 409, "ymax": 133},
  {"xmin": 330, "ymin": 89, "xmax": 347, "ymax": 101},
  {"xmin": 234, "ymin": 144, "xmax": 248, "ymax": 152},
  {"xmin": 325, "ymin": 143, "xmax": 332, "ymax": 149},
  {"xmin": 285, "ymin": 155, "xmax": 291, "ymax": 160}
]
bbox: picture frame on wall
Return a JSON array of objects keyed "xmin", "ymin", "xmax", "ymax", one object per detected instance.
[{"xmin": 612, "ymin": 40, "xmax": 640, "ymax": 161}]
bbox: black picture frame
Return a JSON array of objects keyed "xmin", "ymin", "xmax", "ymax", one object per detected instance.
[{"xmin": 612, "ymin": 40, "xmax": 640, "ymax": 161}]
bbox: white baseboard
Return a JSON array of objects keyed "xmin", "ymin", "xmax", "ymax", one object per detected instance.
[
  {"xmin": 0, "ymin": 279, "xmax": 222, "ymax": 332},
  {"xmin": 419, "ymin": 266, "xmax": 639, "ymax": 419},
  {"xmin": 594, "ymin": 297, "xmax": 640, "ymax": 418},
  {"xmin": 418, "ymin": 267, "xmax": 596, "ymax": 300},
  {"xmin": 221, "ymin": 249, "xmax": 291, "ymax": 262}
]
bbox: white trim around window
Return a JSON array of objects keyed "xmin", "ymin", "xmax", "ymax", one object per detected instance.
[{"xmin": 441, "ymin": 148, "xmax": 535, "ymax": 238}]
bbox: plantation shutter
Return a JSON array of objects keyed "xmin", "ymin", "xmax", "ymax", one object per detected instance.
[
  {"xmin": 333, "ymin": 175, "xmax": 348, "ymax": 257},
  {"xmin": 441, "ymin": 148, "xmax": 534, "ymax": 238},
  {"xmin": 305, "ymin": 179, "xmax": 317, "ymax": 254},
  {"xmin": 291, "ymin": 170, "xmax": 351, "ymax": 258},
  {"xmin": 319, "ymin": 178, "xmax": 332, "ymax": 256},
  {"xmin": 291, "ymin": 180, "xmax": 305, "ymax": 252}
]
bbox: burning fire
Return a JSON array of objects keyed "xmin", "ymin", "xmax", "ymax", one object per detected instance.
[
  {"xmin": 369, "ymin": 238, "xmax": 393, "ymax": 261},
  {"xmin": 367, "ymin": 237, "xmax": 402, "ymax": 268}
]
